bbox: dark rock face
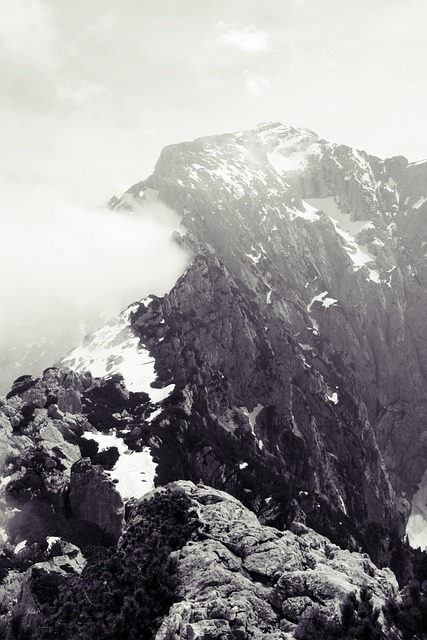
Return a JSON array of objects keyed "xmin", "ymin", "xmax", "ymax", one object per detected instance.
[
  {"xmin": 0, "ymin": 368, "xmax": 143, "ymax": 547},
  {"xmin": 112, "ymin": 124, "xmax": 427, "ymax": 540},
  {"xmin": 68, "ymin": 458, "xmax": 124, "ymax": 538}
]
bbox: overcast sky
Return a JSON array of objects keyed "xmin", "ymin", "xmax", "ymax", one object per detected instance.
[{"xmin": 0, "ymin": 0, "xmax": 426, "ymax": 205}]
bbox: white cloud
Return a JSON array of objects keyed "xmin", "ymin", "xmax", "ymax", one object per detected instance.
[
  {"xmin": 0, "ymin": 0, "xmax": 54, "ymax": 69},
  {"xmin": 76, "ymin": 11, "xmax": 116, "ymax": 43},
  {"xmin": 0, "ymin": 182, "xmax": 192, "ymax": 393},
  {"xmin": 218, "ymin": 23, "xmax": 270, "ymax": 53},
  {"xmin": 245, "ymin": 74, "xmax": 276, "ymax": 95},
  {"xmin": 56, "ymin": 80, "xmax": 107, "ymax": 106}
]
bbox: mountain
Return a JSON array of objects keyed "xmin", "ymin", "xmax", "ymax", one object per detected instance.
[
  {"xmin": 1, "ymin": 122, "xmax": 427, "ymax": 638},
  {"xmin": 105, "ymin": 122, "xmax": 427, "ymax": 542}
]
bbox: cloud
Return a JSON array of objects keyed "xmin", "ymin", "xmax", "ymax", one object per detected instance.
[
  {"xmin": 244, "ymin": 73, "xmax": 276, "ymax": 94},
  {"xmin": 0, "ymin": 0, "xmax": 54, "ymax": 69},
  {"xmin": 56, "ymin": 80, "xmax": 107, "ymax": 106},
  {"xmin": 0, "ymin": 183, "xmax": 192, "ymax": 393},
  {"xmin": 76, "ymin": 11, "xmax": 116, "ymax": 43},
  {"xmin": 218, "ymin": 23, "xmax": 270, "ymax": 53}
]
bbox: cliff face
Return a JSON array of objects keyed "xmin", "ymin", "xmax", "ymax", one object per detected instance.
[{"xmin": 108, "ymin": 123, "xmax": 427, "ymax": 541}]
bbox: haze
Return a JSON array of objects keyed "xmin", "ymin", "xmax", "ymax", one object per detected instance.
[
  {"xmin": 0, "ymin": 183, "xmax": 190, "ymax": 394},
  {"xmin": 0, "ymin": 0, "xmax": 425, "ymax": 205}
]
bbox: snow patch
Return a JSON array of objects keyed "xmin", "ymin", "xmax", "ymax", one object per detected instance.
[
  {"xmin": 15, "ymin": 540, "xmax": 27, "ymax": 554},
  {"xmin": 62, "ymin": 305, "xmax": 174, "ymax": 402},
  {"xmin": 267, "ymin": 141, "xmax": 322, "ymax": 174},
  {"xmin": 240, "ymin": 404, "xmax": 264, "ymax": 432},
  {"xmin": 413, "ymin": 197, "xmax": 427, "ymax": 209},
  {"xmin": 305, "ymin": 196, "xmax": 369, "ymax": 236},
  {"xmin": 83, "ymin": 430, "xmax": 157, "ymax": 500},
  {"xmin": 47, "ymin": 536, "xmax": 61, "ymax": 550},
  {"xmin": 291, "ymin": 200, "xmax": 320, "ymax": 222},
  {"xmin": 305, "ymin": 198, "xmax": 379, "ymax": 282},
  {"xmin": 307, "ymin": 291, "xmax": 338, "ymax": 312},
  {"xmin": 326, "ymin": 391, "xmax": 339, "ymax": 404}
]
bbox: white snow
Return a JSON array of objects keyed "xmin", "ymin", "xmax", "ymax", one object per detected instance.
[
  {"xmin": 239, "ymin": 462, "xmax": 249, "ymax": 470},
  {"xmin": 372, "ymin": 238, "xmax": 384, "ymax": 247},
  {"xmin": 338, "ymin": 494, "xmax": 347, "ymax": 515},
  {"xmin": 326, "ymin": 391, "xmax": 339, "ymax": 404},
  {"xmin": 307, "ymin": 291, "xmax": 338, "ymax": 312},
  {"xmin": 83, "ymin": 430, "xmax": 157, "ymax": 500},
  {"xmin": 246, "ymin": 247, "xmax": 262, "ymax": 264},
  {"xmin": 15, "ymin": 540, "xmax": 27, "ymax": 554},
  {"xmin": 147, "ymin": 407, "xmax": 162, "ymax": 423},
  {"xmin": 46, "ymin": 536, "xmax": 61, "ymax": 550},
  {"xmin": 413, "ymin": 197, "xmax": 427, "ymax": 209},
  {"xmin": 267, "ymin": 140, "xmax": 322, "ymax": 174},
  {"xmin": 407, "ymin": 467, "xmax": 427, "ymax": 550},
  {"xmin": 305, "ymin": 197, "xmax": 379, "ymax": 282},
  {"xmin": 304, "ymin": 196, "xmax": 369, "ymax": 236},
  {"xmin": 0, "ymin": 475, "xmax": 11, "ymax": 490},
  {"xmin": 140, "ymin": 296, "xmax": 153, "ymax": 308},
  {"xmin": 291, "ymin": 200, "xmax": 320, "ymax": 222},
  {"xmin": 240, "ymin": 404, "xmax": 264, "ymax": 431},
  {"xmin": 62, "ymin": 304, "xmax": 174, "ymax": 403}
]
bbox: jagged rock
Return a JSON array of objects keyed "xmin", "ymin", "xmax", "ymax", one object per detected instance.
[
  {"xmin": 57, "ymin": 388, "xmax": 82, "ymax": 414},
  {"xmin": 110, "ymin": 124, "xmax": 427, "ymax": 542},
  {"xmin": 0, "ymin": 570, "xmax": 24, "ymax": 617},
  {"xmin": 154, "ymin": 482, "xmax": 400, "ymax": 639},
  {"xmin": 68, "ymin": 458, "xmax": 124, "ymax": 538},
  {"xmin": 38, "ymin": 422, "xmax": 81, "ymax": 471},
  {"xmin": 15, "ymin": 540, "xmax": 86, "ymax": 634},
  {"xmin": 47, "ymin": 403, "xmax": 64, "ymax": 420}
]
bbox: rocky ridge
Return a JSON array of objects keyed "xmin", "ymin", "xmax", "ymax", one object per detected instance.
[
  {"xmin": 1, "ymin": 123, "xmax": 427, "ymax": 637},
  {"xmin": 106, "ymin": 123, "xmax": 427, "ymax": 543},
  {"xmin": 153, "ymin": 482, "xmax": 400, "ymax": 640}
]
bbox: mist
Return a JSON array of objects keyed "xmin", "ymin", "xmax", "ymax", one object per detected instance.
[{"xmin": 0, "ymin": 183, "xmax": 191, "ymax": 395}]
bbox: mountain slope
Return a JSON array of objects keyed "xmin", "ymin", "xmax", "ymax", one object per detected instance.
[
  {"xmin": 101, "ymin": 123, "xmax": 427, "ymax": 541},
  {"xmin": 1, "ymin": 122, "xmax": 427, "ymax": 638}
]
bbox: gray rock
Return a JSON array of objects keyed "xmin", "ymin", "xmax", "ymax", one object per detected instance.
[
  {"xmin": 68, "ymin": 458, "xmax": 124, "ymax": 538},
  {"xmin": 154, "ymin": 482, "xmax": 400, "ymax": 639}
]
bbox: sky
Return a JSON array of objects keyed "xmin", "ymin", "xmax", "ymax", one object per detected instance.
[
  {"xmin": 0, "ymin": 0, "xmax": 426, "ymax": 390},
  {"xmin": 0, "ymin": 0, "xmax": 426, "ymax": 205}
]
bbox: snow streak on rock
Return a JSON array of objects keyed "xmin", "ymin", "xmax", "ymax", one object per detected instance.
[{"xmin": 62, "ymin": 302, "xmax": 174, "ymax": 402}]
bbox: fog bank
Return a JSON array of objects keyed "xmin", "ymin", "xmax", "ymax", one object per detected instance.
[{"xmin": 0, "ymin": 183, "xmax": 191, "ymax": 395}]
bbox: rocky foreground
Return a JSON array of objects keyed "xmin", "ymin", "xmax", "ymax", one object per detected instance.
[{"xmin": 0, "ymin": 476, "xmax": 409, "ymax": 639}]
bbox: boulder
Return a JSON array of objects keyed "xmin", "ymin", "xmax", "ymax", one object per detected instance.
[{"xmin": 68, "ymin": 458, "xmax": 124, "ymax": 538}]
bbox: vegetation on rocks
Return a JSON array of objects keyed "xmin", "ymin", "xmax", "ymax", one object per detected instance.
[{"xmin": 26, "ymin": 488, "xmax": 199, "ymax": 640}]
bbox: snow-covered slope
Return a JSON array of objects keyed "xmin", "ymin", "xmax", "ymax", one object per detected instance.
[{"xmin": 62, "ymin": 299, "xmax": 173, "ymax": 403}]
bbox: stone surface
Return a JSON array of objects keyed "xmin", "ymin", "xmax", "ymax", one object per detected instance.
[
  {"xmin": 68, "ymin": 458, "xmax": 124, "ymax": 538},
  {"xmin": 154, "ymin": 482, "xmax": 400, "ymax": 639}
]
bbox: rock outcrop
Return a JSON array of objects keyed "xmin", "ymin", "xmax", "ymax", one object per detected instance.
[
  {"xmin": 68, "ymin": 458, "xmax": 124, "ymax": 538},
  {"xmin": 0, "ymin": 367, "xmax": 143, "ymax": 546},
  {"xmin": 148, "ymin": 482, "xmax": 400, "ymax": 639}
]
